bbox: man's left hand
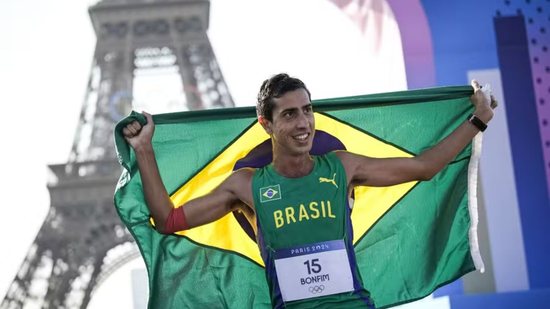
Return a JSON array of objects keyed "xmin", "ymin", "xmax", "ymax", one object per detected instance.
[{"xmin": 470, "ymin": 80, "xmax": 497, "ymax": 123}]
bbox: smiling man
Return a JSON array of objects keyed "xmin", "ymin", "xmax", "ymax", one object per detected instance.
[{"xmin": 122, "ymin": 73, "xmax": 496, "ymax": 308}]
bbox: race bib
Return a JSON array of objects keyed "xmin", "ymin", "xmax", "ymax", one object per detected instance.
[{"xmin": 273, "ymin": 240, "xmax": 354, "ymax": 302}]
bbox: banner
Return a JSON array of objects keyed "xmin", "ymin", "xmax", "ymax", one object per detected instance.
[{"xmin": 114, "ymin": 86, "xmax": 483, "ymax": 308}]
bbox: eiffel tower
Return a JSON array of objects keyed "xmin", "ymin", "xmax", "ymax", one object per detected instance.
[{"xmin": 1, "ymin": 0, "xmax": 233, "ymax": 308}]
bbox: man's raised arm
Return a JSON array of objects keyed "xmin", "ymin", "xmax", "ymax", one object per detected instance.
[
  {"xmin": 122, "ymin": 112, "xmax": 253, "ymax": 234},
  {"xmin": 337, "ymin": 80, "xmax": 497, "ymax": 188}
]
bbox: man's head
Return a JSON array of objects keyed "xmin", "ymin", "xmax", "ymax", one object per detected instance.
[
  {"xmin": 257, "ymin": 73, "xmax": 315, "ymax": 156},
  {"xmin": 256, "ymin": 73, "xmax": 311, "ymax": 122}
]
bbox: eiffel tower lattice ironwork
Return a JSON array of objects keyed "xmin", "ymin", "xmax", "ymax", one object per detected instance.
[{"xmin": 1, "ymin": 0, "xmax": 233, "ymax": 308}]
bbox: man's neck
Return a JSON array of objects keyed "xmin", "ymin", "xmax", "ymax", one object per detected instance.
[{"xmin": 272, "ymin": 153, "xmax": 314, "ymax": 178}]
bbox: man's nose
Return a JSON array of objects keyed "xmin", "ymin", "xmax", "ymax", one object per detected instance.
[{"xmin": 296, "ymin": 112, "xmax": 309, "ymax": 128}]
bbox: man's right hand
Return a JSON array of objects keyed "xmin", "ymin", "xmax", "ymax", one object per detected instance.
[{"xmin": 122, "ymin": 111, "xmax": 155, "ymax": 150}]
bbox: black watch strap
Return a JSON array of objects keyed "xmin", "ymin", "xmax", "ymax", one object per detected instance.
[{"xmin": 468, "ymin": 114, "xmax": 487, "ymax": 132}]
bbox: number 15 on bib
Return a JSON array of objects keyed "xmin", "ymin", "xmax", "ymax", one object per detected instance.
[{"xmin": 273, "ymin": 240, "xmax": 354, "ymax": 302}]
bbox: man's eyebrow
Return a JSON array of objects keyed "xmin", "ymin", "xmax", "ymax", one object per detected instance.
[
  {"xmin": 279, "ymin": 104, "xmax": 312, "ymax": 114},
  {"xmin": 279, "ymin": 107, "xmax": 298, "ymax": 114}
]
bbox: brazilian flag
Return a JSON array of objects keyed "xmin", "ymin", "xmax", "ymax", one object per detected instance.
[{"xmin": 114, "ymin": 86, "xmax": 484, "ymax": 308}]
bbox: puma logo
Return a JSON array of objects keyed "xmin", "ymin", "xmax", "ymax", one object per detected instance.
[{"xmin": 319, "ymin": 173, "xmax": 338, "ymax": 188}]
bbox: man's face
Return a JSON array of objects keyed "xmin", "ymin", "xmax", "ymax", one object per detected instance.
[{"xmin": 263, "ymin": 88, "xmax": 315, "ymax": 156}]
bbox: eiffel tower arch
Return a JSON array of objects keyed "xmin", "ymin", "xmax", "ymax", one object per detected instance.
[{"xmin": 1, "ymin": 0, "xmax": 233, "ymax": 308}]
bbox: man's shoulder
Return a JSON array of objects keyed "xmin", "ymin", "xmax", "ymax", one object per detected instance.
[
  {"xmin": 222, "ymin": 168, "xmax": 255, "ymax": 207},
  {"xmin": 319, "ymin": 150, "xmax": 349, "ymax": 162},
  {"xmin": 328, "ymin": 150, "xmax": 357, "ymax": 173},
  {"xmin": 331, "ymin": 150, "xmax": 353, "ymax": 160},
  {"xmin": 231, "ymin": 167, "xmax": 256, "ymax": 181},
  {"xmin": 228, "ymin": 168, "xmax": 258, "ymax": 193}
]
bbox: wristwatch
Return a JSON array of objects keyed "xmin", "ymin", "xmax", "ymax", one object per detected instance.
[{"xmin": 467, "ymin": 114, "xmax": 487, "ymax": 132}]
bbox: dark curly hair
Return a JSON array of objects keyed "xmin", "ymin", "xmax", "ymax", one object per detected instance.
[{"xmin": 256, "ymin": 73, "xmax": 311, "ymax": 121}]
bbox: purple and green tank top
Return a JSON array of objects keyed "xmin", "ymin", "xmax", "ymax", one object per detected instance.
[{"xmin": 252, "ymin": 152, "xmax": 375, "ymax": 308}]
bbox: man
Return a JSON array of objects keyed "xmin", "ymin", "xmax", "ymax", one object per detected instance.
[{"xmin": 122, "ymin": 73, "xmax": 496, "ymax": 308}]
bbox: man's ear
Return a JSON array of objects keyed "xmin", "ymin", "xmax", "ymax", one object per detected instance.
[{"xmin": 258, "ymin": 116, "xmax": 273, "ymax": 135}]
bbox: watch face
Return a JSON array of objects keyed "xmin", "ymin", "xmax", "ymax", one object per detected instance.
[
  {"xmin": 108, "ymin": 90, "xmax": 133, "ymax": 122},
  {"xmin": 468, "ymin": 114, "xmax": 487, "ymax": 132}
]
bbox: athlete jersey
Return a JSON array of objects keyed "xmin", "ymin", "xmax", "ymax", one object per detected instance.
[{"xmin": 252, "ymin": 152, "xmax": 375, "ymax": 309}]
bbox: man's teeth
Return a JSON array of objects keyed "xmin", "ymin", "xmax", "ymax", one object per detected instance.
[{"xmin": 294, "ymin": 134, "xmax": 308, "ymax": 140}]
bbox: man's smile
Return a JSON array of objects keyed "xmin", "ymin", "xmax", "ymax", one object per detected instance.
[{"xmin": 293, "ymin": 133, "xmax": 310, "ymax": 141}]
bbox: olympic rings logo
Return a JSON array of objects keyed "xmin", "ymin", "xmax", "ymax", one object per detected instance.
[{"xmin": 308, "ymin": 285, "xmax": 325, "ymax": 294}]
